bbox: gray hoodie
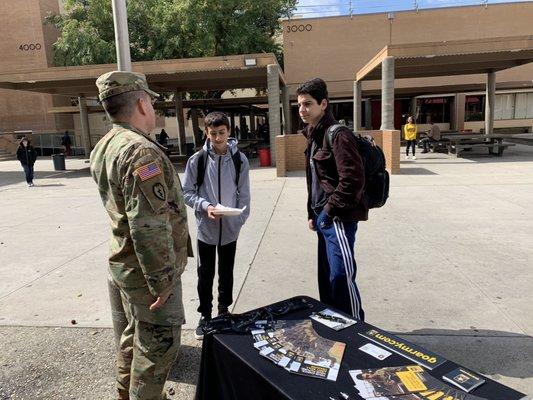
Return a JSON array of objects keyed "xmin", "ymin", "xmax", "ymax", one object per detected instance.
[{"xmin": 183, "ymin": 138, "xmax": 250, "ymax": 246}]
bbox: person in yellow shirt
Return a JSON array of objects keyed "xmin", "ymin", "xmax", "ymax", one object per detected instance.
[{"xmin": 403, "ymin": 116, "xmax": 418, "ymax": 160}]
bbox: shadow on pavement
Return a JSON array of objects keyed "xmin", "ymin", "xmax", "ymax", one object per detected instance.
[
  {"xmin": 168, "ymin": 344, "xmax": 202, "ymax": 386},
  {"xmin": 397, "ymin": 167, "xmax": 438, "ymax": 175},
  {"xmin": 32, "ymin": 183, "xmax": 66, "ymax": 188},
  {"xmin": 396, "ymin": 328, "xmax": 533, "ymax": 379},
  {"xmin": 0, "ymin": 168, "xmax": 91, "ymax": 188}
]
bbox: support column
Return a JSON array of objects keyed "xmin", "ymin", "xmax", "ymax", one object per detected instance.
[
  {"xmin": 485, "ymin": 71, "xmax": 496, "ymax": 135},
  {"xmin": 380, "ymin": 56, "xmax": 395, "ymax": 130},
  {"xmin": 364, "ymin": 99, "xmax": 372, "ymax": 130},
  {"xmin": 191, "ymin": 108, "xmax": 200, "ymax": 148},
  {"xmin": 353, "ymin": 80, "xmax": 362, "ymax": 131},
  {"xmin": 174, "ymin": 91, "xmax": 186, "ymax": 155},
  {"xmin": 249, "ymin": 107, "xmax": 256, "ymax": 134},
  {"xmin": 78, "ymin": 96, "xmax": 91, "ymax": 157},
  {"xmin": 230, "ymin": 113, "xmax": 236, "ymax": 136},
  {"xmin": 455, "ymin": 93, "xmax": 466, "ymax": 132},
  {"xmin": 267, "ymin": 64, "xmax": 281, "ymax": 164},
  {"xmin": 281, "ymin": 85, "xmax": 292, "ymax": 135},
  {"xmin": 410, "ymin": 97, "xmax": 418, "ymax": 122}
]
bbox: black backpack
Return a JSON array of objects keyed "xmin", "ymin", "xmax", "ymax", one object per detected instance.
[
  {"xmin": 196, "ymin": 149, "xmax": 242, "ymax": 192},
  {"xmin": 325, "ymin": 124, "xmax": 389, "ymax": 209}
]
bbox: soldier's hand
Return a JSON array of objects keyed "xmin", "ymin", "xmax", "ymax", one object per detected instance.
[
  {"xmin": 308, "ymin": 219, "xmax": 316, "ymax": 231},
  {"xmin": 207, "ymin": 205, "xmax": 221, "ymax": 220},
  {"xmin": 149, "ymin": 287, "xmax": 173, "ymax": 311}
]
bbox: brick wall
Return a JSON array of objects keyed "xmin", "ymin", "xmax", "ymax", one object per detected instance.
[{"xmin": 276, "ymin": 134, "xmax": 307, "ymax": 177}]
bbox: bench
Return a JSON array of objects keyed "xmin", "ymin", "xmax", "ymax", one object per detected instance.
[
  {"xmin": 450, "ymin": 142, "xmax": 515, "ymax": 157},
  {"xmin": 479, "ymin": 127, "xmax": 530, "ymax": 135},
  {"xmin": 429, "ymin": 140, "xmax": 449, "ymax": 153}
]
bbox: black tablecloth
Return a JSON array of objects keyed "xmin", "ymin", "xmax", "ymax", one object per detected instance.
[{"xmin": 195, "ymin": 296, "xmax": 525, "ymax": 400}]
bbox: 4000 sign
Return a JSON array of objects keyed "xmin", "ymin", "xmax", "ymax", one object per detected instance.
[{"xmin": 19, "ymin": 43, "xmax": 42, "ymax": 51}]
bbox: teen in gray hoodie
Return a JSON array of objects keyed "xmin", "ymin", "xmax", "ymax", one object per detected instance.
[{"xmin": 182, "ymin": 112, "xmax": 250, "ymax": 339}]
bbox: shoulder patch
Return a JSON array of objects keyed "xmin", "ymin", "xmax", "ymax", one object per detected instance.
[
  {"xmin": 135, "ymin": 162, "xmax": 162, "ymax": 181},
  {"xmin": 152, "ymin": 183, "xmax": 166, "ymax": 200}
]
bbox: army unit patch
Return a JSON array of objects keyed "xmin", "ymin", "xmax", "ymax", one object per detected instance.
[
  {"xmin": 136, "ymin": 162, "xmax": 162, "ymax": 181},
  {"xmin": 153, "ymin": 183, "xmax": 166, "ymax": 200}
]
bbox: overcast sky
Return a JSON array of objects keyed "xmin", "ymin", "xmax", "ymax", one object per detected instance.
[{"xmin": 294, "ymin": 0, "xmax": 527, "ymax": 18}]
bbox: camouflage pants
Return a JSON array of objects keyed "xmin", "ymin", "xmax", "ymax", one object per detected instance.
[{"xmin": 116, "ymin": 295, "xmax": 181, "ymax": 400}]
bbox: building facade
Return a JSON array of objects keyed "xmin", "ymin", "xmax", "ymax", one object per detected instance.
[
  {"xmin": 0, "ymin": 0, "xmax": 75, "ymax": 149},
  {"xmin": 282, "ymin": 2, "xmax": 533, "ymax": 133},
  {"xmin": 1, "ymin": 1, "xmax": 532, "ymax": 157}
]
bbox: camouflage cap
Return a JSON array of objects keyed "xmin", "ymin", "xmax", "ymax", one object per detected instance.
[{"xmin": 96, "ymin": 71, "xmax": 159, "ymax": 101}]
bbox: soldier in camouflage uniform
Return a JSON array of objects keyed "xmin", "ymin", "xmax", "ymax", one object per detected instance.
[{"xmin": 90, "ymin": 71, "xmax": 191, "ymax": 400}]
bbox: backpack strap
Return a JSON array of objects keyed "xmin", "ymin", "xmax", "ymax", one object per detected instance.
[
  {"xmin": 196, "ymin": 149, "xmax": 208, "ymax": 193},
  {"xmin": 325, "ymin": 123, "xmax": 346, "ymax": 150},
  {"xmin": 196, "ymin": 148, "xmax": 242, "ymax": 193},
  {"xmin": 231, "ymin": 150, "xmax": 242, "ymax": 188}
]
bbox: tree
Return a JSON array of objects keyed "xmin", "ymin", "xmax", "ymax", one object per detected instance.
[{"xmin": 46, "ymin": 0, "xmax": 296, "ymax": 67}]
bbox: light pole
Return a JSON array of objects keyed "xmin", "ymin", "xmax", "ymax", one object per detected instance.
[
  {"xmin": 108, "ymin": 0, "xmax": 132, "ymax": 347},
  {"xmin": 112, "ymin": 0, "xmax": 132, "ymax": 71}
]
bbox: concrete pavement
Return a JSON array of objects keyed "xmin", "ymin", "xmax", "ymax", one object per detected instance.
[{"xmin": 0, "ymin": 145, "xmax": 532, "ymax": 397}]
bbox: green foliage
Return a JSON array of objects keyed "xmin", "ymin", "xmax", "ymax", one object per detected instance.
[{"xmin": 46, "ymin": 0, "xmax": 296, "ymax": 67}]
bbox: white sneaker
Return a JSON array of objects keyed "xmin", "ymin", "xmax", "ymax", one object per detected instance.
[
  {"xmin": 406, "ymin": 155, "xmax": 411, "ymax": 159},
  {"xmin": 412, "ymin": 156, "xmax": 417, "ymax": 160}
]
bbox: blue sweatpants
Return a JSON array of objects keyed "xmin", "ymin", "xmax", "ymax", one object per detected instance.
[{"xmin": 315, "ymin": 210, "xmax": 364, "ymax": 321}]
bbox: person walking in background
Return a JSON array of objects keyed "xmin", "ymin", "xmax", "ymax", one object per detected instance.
[
  {"xmin": 16, "ymin": 137, "xmax": 37, "ymax": 187},
  {"xmin": 403, "ymin": 116, "xmax": 418, "ymax": 160},
  {"xmin": 182, "ymin": 111, "xmax": 251, "ymax": 340},
  {"xmin": 158, "ymin": 128, "xmax": 169, "ymax": 146},
  {"xmin": 61, "ymin": 131, "xmax": 72, "ymax": 156},
  {"xmin": 420, "ymin": 121, "xmax": 441, "ymax": 153}
]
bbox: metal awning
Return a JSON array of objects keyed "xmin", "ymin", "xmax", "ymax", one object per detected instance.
[
  {"xmin": 0, "ymin": 53, "xmax": 284, "ymax": 96},
  {"xmin": 356, "ymin": 36, "xmax": 533, "ymax": 81}
]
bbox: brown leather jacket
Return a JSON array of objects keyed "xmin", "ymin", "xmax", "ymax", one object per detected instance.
[{"xmin": 301, "ymin": 112, "xmax": 368, "ymax": 222}]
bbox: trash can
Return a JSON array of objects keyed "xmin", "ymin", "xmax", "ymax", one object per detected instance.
[
  {"xmin": 52, "ymin": 153, "xmax": 66, "ymax": 171},
  {"xmin": 258, "ymin": 147, "xmax": 271, "ymax": 167}
]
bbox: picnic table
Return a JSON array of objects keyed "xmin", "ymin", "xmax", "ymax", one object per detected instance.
[
  {"xmin": 238, "ymin": 138, "xmax": 264, "ymax": 158},
  {"xmin": 440, "ymin": 133, "xmax": 516, "ymax": 157}
]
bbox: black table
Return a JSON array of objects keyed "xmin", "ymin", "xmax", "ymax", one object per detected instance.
[{"xmin": 195, "ymin": 296, "xmax": 525, "ymax": 400}]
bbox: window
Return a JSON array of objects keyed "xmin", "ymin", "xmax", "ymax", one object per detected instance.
[
  {"xmin": 515, "ymin": 93, "xmax": 527, "ymax": 119},
  {"xmin": 465, "ymin": 95, "xmax": 484, "ymax": 121},
  {"xmin": 494, "ymin": 94, "xmax": 515, "ymax": 120},
  {"xmin": 417, "ymin": 97, "xmax": 450, "ymax": 123},
  {"xmin": 516, "ymin": 92, "xmax": 533, "ymax": 119}
]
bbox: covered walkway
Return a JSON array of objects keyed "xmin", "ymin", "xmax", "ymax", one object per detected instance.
[
  {"xmin": 350, "ymin": 35, "xmax": 533, "ymax": 172},
  {"xmin": 0, "ymin": 53, "xmax": 291, "ymax": 162},
  {"xmin": 354, "ymin": 35, "xmax": 533, "ymax": 133}
]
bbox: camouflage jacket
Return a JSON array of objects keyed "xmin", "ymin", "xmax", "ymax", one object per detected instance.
[{"xmin": 90, "ymin": 123, "xmax": 190, "ymax": 325}]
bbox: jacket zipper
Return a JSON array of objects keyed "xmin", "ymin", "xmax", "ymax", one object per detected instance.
[{"xmin": 218, "ymin": 155, "xmax": 222, "ymax": 246}]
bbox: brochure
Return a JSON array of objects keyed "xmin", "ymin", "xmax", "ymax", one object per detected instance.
[
  {"xmin": 350, "ymin": 366, "xmax": 487, "ymax": 400},
  {"xmin": 350, "ymin": 365, "xmax": 432, "ymax": 398},
  {"xmin": 310, "ymin": 308, "xmax": 357, "ymax": 331},
  {"xmin": 442, "ymin": 368, "xmax": 485, "ymax": 392},
  {"xmin": 251, "ymin": 319, "xmax": 346, "ymax": 381},
  {"xmin": 212, "ymin": 204, "xmax": 247, "ymax": 216},
  {"xmin": 359, "ymin": 343, "xmax": 393, "ymax": 361}
]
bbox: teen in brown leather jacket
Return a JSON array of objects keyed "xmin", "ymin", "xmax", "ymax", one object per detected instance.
[{"xmin": 297, "ymin": 78, "xmax": 367, "ymax": 320}]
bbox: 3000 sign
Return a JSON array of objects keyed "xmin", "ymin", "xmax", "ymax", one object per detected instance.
[{"xmin": 19, "ymin": 43, "xmax": 42, "ymax": 51}]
